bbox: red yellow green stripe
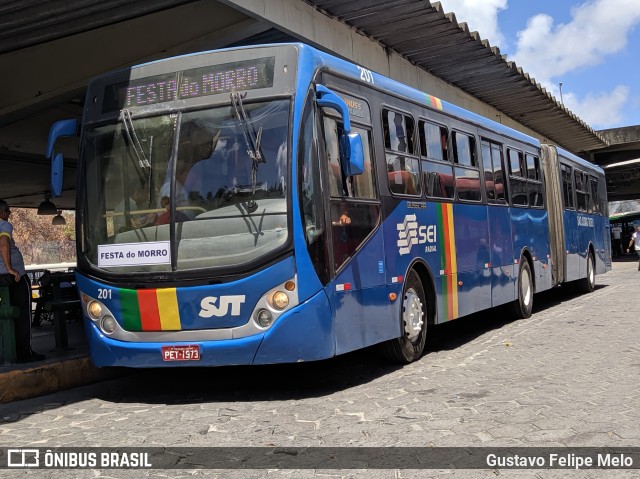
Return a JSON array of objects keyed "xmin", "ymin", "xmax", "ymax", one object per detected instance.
[
  {"xmin": 118, "ymin": 287, "xmax": 181, "ymax": 331},
  {"xmin": 436, "ymin": 203, "xmax": 458, "ymax": 320}
]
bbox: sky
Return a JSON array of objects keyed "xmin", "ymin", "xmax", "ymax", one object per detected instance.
[{"xmin": 436, "ymin": 0, "xmax": 640, "ymax": 130}]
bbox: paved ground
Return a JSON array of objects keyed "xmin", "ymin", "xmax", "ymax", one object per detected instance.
[{"xmin": 0, "ymin": 259, "xmax": 638, "ymax": 478}]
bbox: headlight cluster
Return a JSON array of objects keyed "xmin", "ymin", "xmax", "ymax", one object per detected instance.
[
  {"xmin": 84, "ymin": 296, "xmax": 117, "ymax": 335},
  {"xmin": 253, "ymin": 278, "xmax": 298, "ymax": 329}
]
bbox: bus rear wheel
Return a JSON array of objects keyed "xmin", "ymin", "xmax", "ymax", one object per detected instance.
[
  {"xmin": 512, "ymin": 259, "xmax": 533, "ymax": 319},
  {"xmin": 380, "ymin": 269, "xmax": 427, "ymax": 363},
  {"xmin": 574, "ymin": 251, "xmax": 596, "ymax": 294}
]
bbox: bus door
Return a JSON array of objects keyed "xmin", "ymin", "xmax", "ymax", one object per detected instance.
[
  {"xmin": 317, "ymin": 88, "xmax": 390, "ymax": 355},
  {"xmin": 448, "ymin": 127, "xmax": 491, "ymax": 317},
  {"xmin": 560, "ymin": 162, "xmax": 580, "ymax": 281},
  {"xmin": 481, "ymin": 138, "xmax": 514, "ymax": 307}
]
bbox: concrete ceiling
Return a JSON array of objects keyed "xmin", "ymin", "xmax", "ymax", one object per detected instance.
[{"xmin": 1, "ymin": 0, "xmax": 638, "ymax": 208}]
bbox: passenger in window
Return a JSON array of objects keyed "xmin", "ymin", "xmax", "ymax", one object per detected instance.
[
  {"xmin": 156, "ymin": 196, "xmax": 189, "ymax": 225},
  {"xmin": 440, "ymin": 131, "xmax": 448, "ymax": 159},
  {"xmin": 113, "ymin": 181, "xmax": 156, "ymax": 232},
  {"xmin": 185, "ymin": 131, "xmax": 239, "ymax": 202},
  {"xmin": 157, "ymin": 163, "xmax": 193, "ymax": 215},
  {"xmin": 332, "ymin": 202, "xmax": 352, "ymax": 226}
]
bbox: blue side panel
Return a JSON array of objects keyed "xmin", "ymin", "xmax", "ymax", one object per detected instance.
[
  {"xmin": 382, "ymin": 202, "xmax": 440, "ymax": 319},
  {"xmin": 511, "ymin": 208, "xmax": 552, "ymax": 291},
  {"xmin": 253, "ymin": 289, "xmax": 335, "ymax": 363},
  {"xmin": 453, "ymin": 203, "xmax": 491, "ymax": 318},
  {"xmin": 594, "ymin": 215, "xmax": 611, "ymax": 273},
  {"xmin": 576, "ymin": 211, "xmax": 608, "ymax": 277},
  {"xmin": 562, "ymin": 210, "xmax": 610, "ymax": 281},
  {"xmin": 488, "ymin": 206, "xmax": 515, "ymax": 306},
  {"xmin": 563, "ymin": 210, "xmax": 581, "ymax": 281},
  {"xmin": 330, "ymin": 227, "xmax": 399, "ymax": 355}
]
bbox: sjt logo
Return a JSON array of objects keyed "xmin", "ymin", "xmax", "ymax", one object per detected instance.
[
  {"xmin": 199, "ymin": 295, "xmax": 246, "ymax": 318},
  {"xmin": 397, "ymin": 214, "xmax": 437, "ymax": 255}
]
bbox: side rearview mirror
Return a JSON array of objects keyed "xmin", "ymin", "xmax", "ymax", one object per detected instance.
[
  {"xmin": 340, "ymin": 133, "xmax": 364, "ymax": 176},
  {"xmin": 46, "ymin": 119, "xmax": 78, "ymax": 198},
  {"xmin": 316, "ymin": 84, "xmax": 364, "ymax": 176}
]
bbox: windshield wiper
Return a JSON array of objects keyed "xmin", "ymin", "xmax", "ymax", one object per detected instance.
[
  {"xmin": 231, "ymin": 92, "xmax": 264, "ymax": 195},
  {"xmin": 121, "ymin": 109, "xmax": 152, "ymax": 168},
  {"xmin": 120, "ymin": 109, "xmax": 154, "ymax": 206}
]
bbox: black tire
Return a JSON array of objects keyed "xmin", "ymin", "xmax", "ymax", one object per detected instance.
[
  {"xmin": 574, "ymin": 251, "xmax": 596, "ymax": 294},
  {"xmin": 512, "ymin": 259, "xmax": 533, "ymax": 319},
  {"xmin": 380, "ymin": 269, "xmax": 427, "ymax": 363}
]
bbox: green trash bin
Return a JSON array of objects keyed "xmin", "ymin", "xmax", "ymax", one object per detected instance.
[{"xmin": 0, "ymin": 286, "xmax": 18, "ymax": 364}]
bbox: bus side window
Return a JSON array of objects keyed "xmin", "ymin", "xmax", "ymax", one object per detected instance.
[
  {"xmin": 561, "ymin": 164, "xmax": 575, "ymax": 210},
  {"xmin": 382, "ymin": 109, "xmax": 420, "ymax": 196},
  {"xmin": 420, "ymin": 120, "xmax": 454, "ymax": 199},
  {"xmin": 452, "ymin": 131, "xmax": 481, "ymax": 202},
  {"xmin": 481, "ymin": 139, "xmax": 507, "ymax": 204},
  {"xmin": 526, "ymin": 153, "xmax": 544, "ymax": 208},
  {"xmin": 575, "ymin": 169, "xmax": 589, "ymax": 212},
  {"xmin": 589, "ymin": 175, "xmax": 600, "ymax": 214},
  {"xmin": 322, "ymin": 112, "xmax": 379, "ymax": 272},
  {"xmin": 508, "ymin": 148, "xmax": 528, "ymax": 206}
]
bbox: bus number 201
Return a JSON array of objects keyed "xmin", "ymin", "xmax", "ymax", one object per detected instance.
[
  {"xmin": 98, "ymin": 289, "xmax": 112, "ymax": 300},
  {"xmin": 357, "ymin": 66, "xmax": 374, "ymax": 84}
]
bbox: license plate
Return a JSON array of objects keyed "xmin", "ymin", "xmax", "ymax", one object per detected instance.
[{"xmin": 161, "ymin": 345, "xmax": 201, "ymax": 361}]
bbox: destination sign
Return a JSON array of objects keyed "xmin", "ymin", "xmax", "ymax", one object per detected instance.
[{"xmin": 102, "ymin": 56, "xmax": 276, "ymax": 113}]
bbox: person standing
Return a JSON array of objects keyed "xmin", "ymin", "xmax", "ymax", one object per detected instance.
[
  {"xmin": 626, "ymin": 225, "xmax": 640, "ymax": 271},
  {"xmin": 0, "ymin": 199, "xmax": 45, "ymax": 363},
  {"xmin": 611, "ymin": 224, "xmax": 622, "ymax": 257}
]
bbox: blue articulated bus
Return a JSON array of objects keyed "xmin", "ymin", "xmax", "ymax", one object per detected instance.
[{"xmin": 46, "ymin": 43, "xmax": 611, "ymax": 367}]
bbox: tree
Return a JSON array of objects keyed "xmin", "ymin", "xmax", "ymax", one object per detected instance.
[{"xmin": 10, "ymin": 209, "xmax": 76, "ymax": 265}]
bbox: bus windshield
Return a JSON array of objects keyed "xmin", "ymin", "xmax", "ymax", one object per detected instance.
[{"xmin": 81, "ymin": 99, "xmax": 290, "ymax": 274}]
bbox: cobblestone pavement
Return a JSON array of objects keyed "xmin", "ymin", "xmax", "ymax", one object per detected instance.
[{"xmin": 1, "ymin": 260, "xmax": 639, "ymax": 478}]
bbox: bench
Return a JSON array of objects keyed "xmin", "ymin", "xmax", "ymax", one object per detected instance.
[{"xmin": 35, "ymin": 271, "xmax": 80, "ymax": 350}]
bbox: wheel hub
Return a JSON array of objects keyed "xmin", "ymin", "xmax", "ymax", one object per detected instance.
[{"xmin": 403, "ymin": 288, "xmax": 424, "ymax": 341}]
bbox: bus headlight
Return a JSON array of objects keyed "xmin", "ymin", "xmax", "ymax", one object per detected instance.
[
  {"xmin": 88, "ymin": 301, "xmax": 103, "ymax": 319},
  {"xmin": 255, "ymin": 309, "xmax": 273, "ymax": 327},
  {"xmin": 100, "ymin": 316, "xmax": 117, "ymax": 334},
  {"xmin": 270, "ymin": 291, "xmax": 289, "ymax": 310}
]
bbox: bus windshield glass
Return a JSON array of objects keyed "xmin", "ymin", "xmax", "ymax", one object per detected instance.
[{"xmin": 81, "ymin": 99, "xmax": 290, "ymax": 274}]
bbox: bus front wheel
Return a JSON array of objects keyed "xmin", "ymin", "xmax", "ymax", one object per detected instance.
[
  {"xmin": 512, "ymin": 259, "xmax": 533, "ymax": 319},
  {"xmin": 381, "ymin": 269, "xmax": 427, "ymax": 363}
]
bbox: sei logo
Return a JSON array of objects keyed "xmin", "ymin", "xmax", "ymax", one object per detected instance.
[
  {"xmin": 397, "ymin": 214, "xmax": 437, "ymax": 255},
  {"xmin": 199, "ymin": 295, "xmax": 246, "ymax": 318}
]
